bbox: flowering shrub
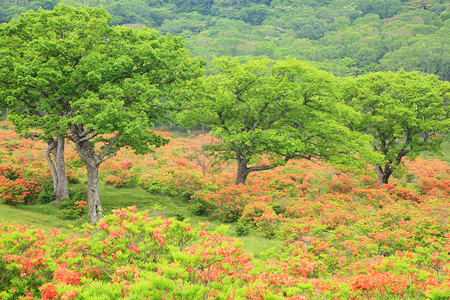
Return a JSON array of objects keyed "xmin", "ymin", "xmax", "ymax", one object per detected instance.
[
  {"xmin": 241, "ymin": 201, "xmax": 287, "ymax": 238},
  {"xmin": 1, "ymin": 124, "xmax": 449, "ymax": 299},
  {"xmin": 59, "ymin": 192, "xmax": 88, "ymax": 220},
  {"xmin": 0, "ymin": 176, "xmax": 41, "ymax": 205},
  {"xmin": 102, "ymin": 158, "xmax": 139, "ymax": 188},
  {"xmin": 0, "ymin": 123, "xmax": 83, "ymax": 205},
  {"xmin": 0, "ymin": 194, "xmax": 449, "ymax": 299}
]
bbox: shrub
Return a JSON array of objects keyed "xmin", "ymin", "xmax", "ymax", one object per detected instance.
[
  {"xmin": 59, "ymin": 192, "xmax": 88, "ymax": 220},
  {"xmin": 235, "ymin": 221, "xmax": 251, "ymax": 236},
  {"xmin": 0, "ymin": 176, "xmax": 41, "ymax": 205}
]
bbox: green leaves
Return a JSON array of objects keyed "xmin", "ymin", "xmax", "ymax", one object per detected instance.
[
  {"xmin": 342, "ymin": 70, "xmax": 449, "ymax": 183},
  {"xmin": 0, "ymin": 4, "xmax": 203, "ymax": 156},
  {"xmin": 180, "ymin": 57, "xmax": 375, "ymax": 184}
]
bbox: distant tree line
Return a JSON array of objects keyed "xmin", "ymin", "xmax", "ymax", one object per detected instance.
[{"xmin": 1, "ymin": 0, "xmax": 449, "ymax": 80}]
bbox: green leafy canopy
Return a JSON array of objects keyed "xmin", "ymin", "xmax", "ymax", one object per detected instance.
[
  {"xmin": 179, "ymin": 57, "xmax": 380, "ymax": 177},
  {"xmin": 0, "ymin": 4, "xmax": 204, "ymax": 155}
]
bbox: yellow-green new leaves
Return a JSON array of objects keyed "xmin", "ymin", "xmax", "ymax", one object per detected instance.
[
  {"xmin": 0, "ymin": 4, "xmax": 203, "ymax": 154},
  {"xmin": 343, "ymin": 70, "xmax": 450, "ymax": 184},
  {"xmin": 179, "ymin": 58, "xmax": 376, "ymax": 184},
  {"xmin": 0, "ymin": 4, "xmax": 204, "ymax": 223}
]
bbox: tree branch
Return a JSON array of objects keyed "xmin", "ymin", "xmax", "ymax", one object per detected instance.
[
  {"xmin": 79, "ymin": 132, "xmax": 99, "ymax": 143},
  {"xmin": 99, "ymin": 132, "xmax": 122, "ymax": 160}
]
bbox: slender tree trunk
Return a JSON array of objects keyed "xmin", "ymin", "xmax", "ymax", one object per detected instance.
[
  {"xmin": 46, "ymin": 140, "xmax": 58, "ymax": 195},
  {"xmin": 86, "ymin": 162, "xmax": 102, "ymax": 224},
  {"xmin": 45, "ymin": 135, "xmax": 69, "ymax": 202},
  {"xmin": 54, "ymin": 135, "xmax": 69, "ymax": 200}
]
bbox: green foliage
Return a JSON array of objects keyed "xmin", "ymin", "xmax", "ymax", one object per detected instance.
[
  {"xmin": 343, "ymin": 70, "xmax": 450, "ymax": 183},
  {"xmin": 34, "ymin": 189, "xmax": 56, "ymax": 205},
  {"xmin": 180, "ymin": 57, "xmax": 378, "ymax": 184},
  {"xmin": 235, "ymin": 221, "xmax": 251, "ymax": 236},
  {"xmin": 59, "ymin": 191, "xmax": 88, "ymax": 220},
  {"xmin": 1, "ymin": 0, "xmax": 449, "ymax": 79},
  {"xmin": 0, "ymin": 4, "xmax": 204, "ymax": 156}
]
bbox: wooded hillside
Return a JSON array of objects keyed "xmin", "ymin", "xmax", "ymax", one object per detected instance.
[{"xmin": 1, "ymin": 0, "xmax": 449, "ymax": 79}]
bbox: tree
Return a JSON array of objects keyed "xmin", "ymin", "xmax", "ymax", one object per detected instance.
[
  {"xmin": 342, "ymin": 70, "xmax": 449, "ymax": 184},
  {"xmin": 0, "ymin": 16, "xmax": 70, "ymax": 202},
  {"xmin": 379, "ymin": 29, "xmax": 449, "ymax": 81},
  {"xmin": 179, "ymin": 57, "xmax": 375, "ymax": 185},
  {"xmin": 0, "ymin": 4, "xmax": 203, "ymax": 223}
]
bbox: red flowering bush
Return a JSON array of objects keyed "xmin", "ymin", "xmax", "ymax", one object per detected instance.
[
  {"xmin": 0, "ymin": 177, "xmax": 41, "ymax": 205},
  {"xmin": 59, "ymin": 193, "xmax": 88, "ymax": 220},
  {"xmin": 102, "ymin": 157, "xmax": 140, "ymax": 188},
  {"xmin": 1, "ymin": 198, "xmax": 449, "ymax": 299},
  {"xmin": 241, "ymin": 201, "xmax": 287, "ymax": 238},
  {"xmin": 0, "ymin": 123, "xmax": 83, "ymax": 205},
  {"xmin": 191, "ymin": 183, "xmax": 253, "ymax": 222}
]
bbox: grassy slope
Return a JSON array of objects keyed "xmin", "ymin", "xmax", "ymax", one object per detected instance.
[
  {"xmin": 0, "ymin": 204, "xmax": 80, "ymax": 235},
  {"xmin": 0, "ymin": 183, "xmax": 280, "ymax": 256}
]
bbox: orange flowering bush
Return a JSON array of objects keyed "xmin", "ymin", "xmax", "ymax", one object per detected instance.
[
  {"xmin": 0, "ymin": 123, "xmax": 83, "ymax": 205},
  {"xmin": 0, "ymin": 177, "xmax": 41, "ymax": 205},
  {"xmin": 1, "ymin": 123, "xmax": 449, "ymax": 298}
]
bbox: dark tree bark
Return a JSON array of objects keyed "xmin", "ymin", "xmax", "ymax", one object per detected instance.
[
  {"xmin": 45, "ymin": 135, "xmax": 69, "ymax": 202},
  {"xmin": 234, "ymin": 145, "xmax": 289, "ymax": 185},
  {"xmin": 374, "ymin": 164, "xmax": 394, "ymax": 185},
  {"xmin": 236, "ymin": 159, "xmax": 251, "ymax": 185},
  {"xmin": 374, "ymin": 145, "xmax": 410, "ymax": 185}
]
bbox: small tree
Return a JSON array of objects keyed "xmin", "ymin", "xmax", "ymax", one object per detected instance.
[
  {"xmin": 343, "ymin": 70, "xmax": 449, "ymax": 184},
  {"xmin": 0, "ymin": 4, "xmax": 203, "ymax": 223},
  {"xmin": 179, "ymin": 58, "xmax": 375, "ymax": 185}
]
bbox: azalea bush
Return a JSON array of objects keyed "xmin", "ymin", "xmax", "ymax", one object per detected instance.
[
  {"xmin": 1, "ymin": 206, "xmax": 448, "ymax": 299},
  {"xmin": 1, "ymin": 124, "xmax": 449, "ymax": 298},
  {"xmin": 0, "ymin": 122, "xmax": 83, "ymax": 205},
  {"xmin": 59, "ymin": 192, "xmax": 88, "ymax": 220}
]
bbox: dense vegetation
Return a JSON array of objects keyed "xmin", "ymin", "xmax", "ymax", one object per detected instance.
[
  {"xmin": 0, "ymin": 3, "xmax": 449, "ymax": 299},
  {"xmin": 0, "ymin": 122, "xmax": 449, "ymax": 299},
  {"xmin": 1, "ymin": 0, "xmax": 449, "ymax": 79}
]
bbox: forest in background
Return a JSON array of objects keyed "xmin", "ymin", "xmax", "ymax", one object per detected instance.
[
  {"xmin": 1, "ymin": 0, "xmax": 449, "ymax": 80},
  {"xmin": 0, "ymin": 3, "xmax": 449, "ymax": 298}
]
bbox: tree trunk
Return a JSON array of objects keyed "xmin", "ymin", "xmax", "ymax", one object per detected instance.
[
  {"xmin": 86, "ymin": 163, "xmax": 102, "ymax": 224},
  {"xmin": 374, "ymin": 164, "xmax": 393, "ymax": 185},
  {"xmin": 45, "ymin": 135, "xmax": 69, "ymax": 202},
  {"xmin": 236, "ymin": 160, "xmax": 250, "ymax": 185},
  {"xmin": 233, "ymin": 145, "xmax": 286, "ymax": 185},
  {"xmin": 72, "ymin": 135, "xmax": 103, "ymax": 224}
]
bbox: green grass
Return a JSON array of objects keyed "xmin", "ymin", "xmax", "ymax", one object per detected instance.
[
  {"xmin": 0, "ymin": 183, "xmax": 280, "ymax": 256},
  {"xmin": 0, "ymin": 204, "xmax": 82, "ymax": 235},
  {"xmin": 441, "ymin": 140, "xmax": 450, "ymax": 163},
  {"xmin": 99, "ymin": 184, "xmax": 281, "ymax": 256}
]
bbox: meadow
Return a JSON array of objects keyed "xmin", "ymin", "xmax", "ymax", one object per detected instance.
[{"xmin": 0, "ymin": 121, "xmax": 449, "ymax": 299}]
